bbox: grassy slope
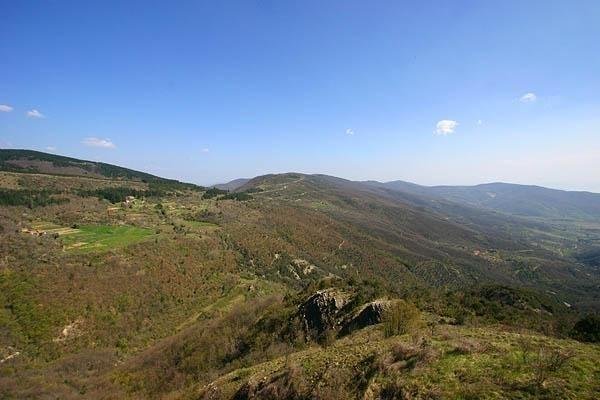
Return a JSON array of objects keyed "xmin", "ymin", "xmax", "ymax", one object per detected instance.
[{"xmin": 196, "ymin": 324, "xmax": 600, "ymax": 400}]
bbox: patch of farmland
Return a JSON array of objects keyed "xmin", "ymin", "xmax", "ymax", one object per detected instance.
[
  {"xmin": 52, "ymin": 224, "xmax": 155, "ymax": 253},
  {"xmin": 27, "ymin": 221, "xmax": 155, "ymax": 252}
]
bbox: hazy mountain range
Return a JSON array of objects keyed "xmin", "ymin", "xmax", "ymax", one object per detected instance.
[{"xmin": 215, "ymin": 173, "xmax": 600, "ymax": 222}]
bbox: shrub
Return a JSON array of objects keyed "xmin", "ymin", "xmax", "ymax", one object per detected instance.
[
  {"xmin": 516, "ymin": 338, "xmax": 574, "ymax": 390},
  {"xmin": 0, "ymin": 269, "xmax": 54, "ymax": 354},
  {"xmin": 221, "ymin": 192, "xmax": 253, "ymax": 201},
  {"xmin": 530, "ymin": 347, "xmax": 574, "ymax": 389},
  {"xmin": 570, "ymin": 315, "xmax": 600, "ymax": 343},
  {"xmin": 0, "ymin": 189, "xmax": 68, "ymax": 207},
  {"xmin": 79, "ymin": 187, "xmax": 163, "ymax": 203},
  {"xmin": 202, "ymin": 188, "xmax": 228, "ymax": 199},
  {"xmin": 383, "ymin": 300, "xmax": 421, "ymax": 337}
]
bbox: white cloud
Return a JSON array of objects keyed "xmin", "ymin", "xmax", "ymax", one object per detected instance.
[
  {"xmin": 477, "ymin": 119, "xmax": 483, "ymax": 125},
  {"xmin": 435, "ymin": 120, "xmax": 458, "ymax": 135},
  {"xmin": 81, "ymin": 137, "xmax": 116, "ymax": 149},
  {"xmin": 46, "ymin": 146, "xmax": 57, "ymax": 152},
  {"xmin": 27, "ymin": 109, "xmax": 45, "ymax": 118},
  {"xmin": 201, "ymin": 148, "xmax": 210, "ymax": 153},
  {"xmin": 346, "ymin": 128, "xmax": 354, "ymax": 135},
  {"xmin": 0, "ymin": 104, "xmax": 13, "ymax": 112},
  {"xmin": 519, "ymin": 92, "xmax": 537, "ymax": 103}
]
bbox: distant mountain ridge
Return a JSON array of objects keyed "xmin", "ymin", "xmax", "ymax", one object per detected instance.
[
  {"xmin": 3, "ymin": 149, "xmax": 599, "ymax": 221},
  {"xmin": 235, "ymin": 172, "xmax": 600, "ymax": 221},
  {"xmin": 368, "ymin": 180, "xmax": 600, "ymax": 220}
]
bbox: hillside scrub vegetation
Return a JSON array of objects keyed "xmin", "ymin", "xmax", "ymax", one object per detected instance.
[
  {"xmin": 571, "ymin": 315, "xmax": 600, "ymax": 343},
  {"xmin": 0, "ymin": 153, "xmax": 599, "ymax": 399},
  {"xmin": 0, "ymin": 188, "xmax": 69, "ymax": 208},
  {"xmin": 383, "ymin": 300, "xmax": 422, "ymax": 337}
]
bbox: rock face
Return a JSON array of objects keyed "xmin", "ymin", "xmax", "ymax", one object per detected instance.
[
  {"xmin": 340, "ymin": 300, "xmax": 392, "ymax": 336},
  {"xmin": 298, "ymin": 290, "xmax": 393, "ymax": 340},
  {"xmin": 298, "ymin": 289, "xmax": 351, "ymax": 338}
]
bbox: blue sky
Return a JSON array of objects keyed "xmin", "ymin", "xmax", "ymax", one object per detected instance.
[{"xmin": 1, "ymin": 1, "xmax": 599, "ymax": 190}]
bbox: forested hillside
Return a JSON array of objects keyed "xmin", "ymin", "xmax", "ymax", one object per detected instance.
[{"xmin": 1, "ymin": 152, "xmax": 599, "ymax": 399}]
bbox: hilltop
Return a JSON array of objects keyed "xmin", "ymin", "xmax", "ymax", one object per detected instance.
[{"xmin": 0, "ymin": 149, "xmax": 195, "ymax": 185}]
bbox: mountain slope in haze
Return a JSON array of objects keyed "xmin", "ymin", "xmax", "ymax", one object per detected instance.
[
  {"xmin": 213, "ymin": 178, "xmax": 250, "ymax": 191},
  {"xmin": 371, "ymin": 180, "xmax": 600, "ymax": 220},
  {"xmin": 0, "ymin": 149, "xmax": 176, "ymax": 183}
]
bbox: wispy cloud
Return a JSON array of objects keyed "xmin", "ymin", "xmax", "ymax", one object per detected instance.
[
  {"xmin": 477, "ymin": 119, "xmax": 483, "ymax": 125},
  {"xmin": 201, "ymin": 148, "xmax": 210, "ymax": 153},
  {"xmin": 81, "ymin": 137, "xmax": 116, "ymax": 149},
  {"xmin": 46, "ymin": 146, "xmax": 57, "ymax": 152},
  {"xmin": 0, "ymin": 104, "xmax": 13, "ymax": 112},
  {"xmin": 435, "ymin": 120, "xmax": 458, "ymax": 135},
  {"xmin": 346, "ymin": 128, "xmax": 354, "ymax": 135},
  {"xmin": 519, "ymin": 92, "xmax": 537, "ymax": 103},
  {"xmin": 26, "ymin": 109, "xmax": 45, "ymax": 118}
]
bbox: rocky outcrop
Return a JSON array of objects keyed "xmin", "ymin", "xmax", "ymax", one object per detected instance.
[
  {"xmin": 298, "ymin": 290, "xmax": 397, "ymax": 340},
  {"xmin": 340, "ymin": 300, "xmax": 392, "ymax": 336},
  {"xmin": 298, "ymin": 289, "xmax": 351, "ymax": 338}
]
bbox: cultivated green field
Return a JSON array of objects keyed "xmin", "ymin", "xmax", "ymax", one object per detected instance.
[
  {"xmin": 60, "ymin": 225, "xmax": 155, "ymax": 253},
  {"xmin": 183, "ymin": 220, "xmax": 219, "ymax": 228}
]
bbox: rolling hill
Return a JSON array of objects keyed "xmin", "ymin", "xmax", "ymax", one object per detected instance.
[
  {"xmin": 1, "ymin": 151, "xmax": 599, "ymax": 399},
  {"xmin": 237, "ymin": 173, "xmax": 600, "ymax": 308},
  {"xmin": 213, "ymin": 178, "xmax": 250, "ymax": 191},
  {"xmin": 0, "ymin": 149, "xmax": 184, "ymax": 183},
  {"xmin": 367, "ymin": 180, "xmax": 600, "ymax": 221}
]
